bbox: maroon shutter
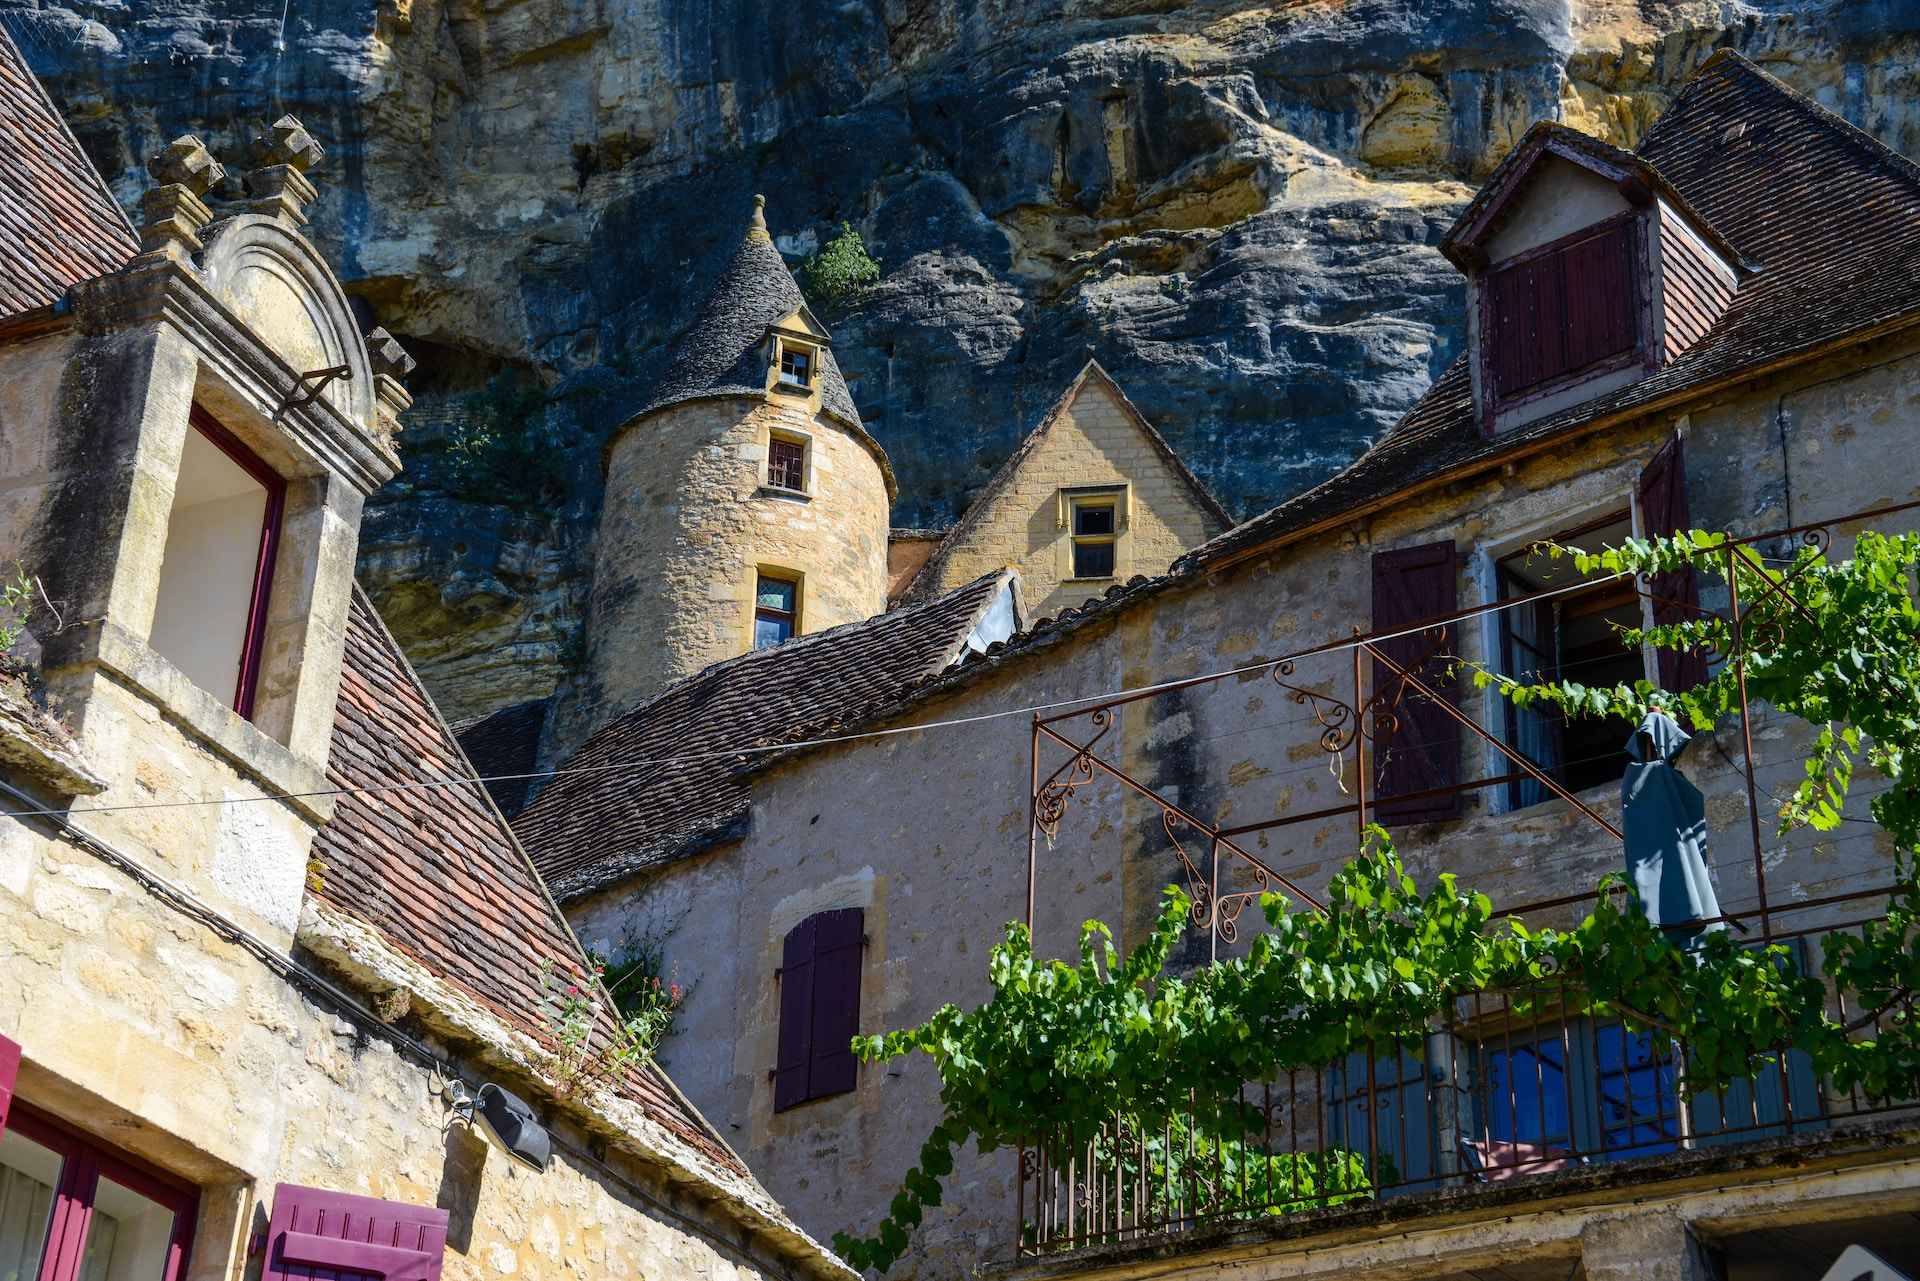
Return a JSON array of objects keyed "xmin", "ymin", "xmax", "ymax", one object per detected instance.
[
  {"xmin": 808, "ymin": 909, "xmax": 864, "ymax": 1100},
  {"xmin": 0, "ymin": 1033, "xmax": 18, "ymax": 1138},
  {"xmin": 1637, "ymin": 434, "xmax": 1709, "ymax": 692},
  {"xmin": 773, "ymin": 916, "xmax": 818, "ymax": 1112},
  {"xmin": 264, "ymin": 1186, "xmax": 449, "ymax": 1281},
  {"xmin": 1370, "ymin": 542, "xmax": 1461, "ymax": 825},
  {"xmin": 1490, "ymin": 221, "xmax": 1637, "ymax": 399}
]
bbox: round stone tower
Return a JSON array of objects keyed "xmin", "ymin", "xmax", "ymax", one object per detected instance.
[{"xmin": 569, "ymin": 196, "xmax": 895, "ymax": 744}]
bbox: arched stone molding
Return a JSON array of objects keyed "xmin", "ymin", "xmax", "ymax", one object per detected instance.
[{"xmin": 197, "ymin": 214, "xmax": 375, "ymax": 429}]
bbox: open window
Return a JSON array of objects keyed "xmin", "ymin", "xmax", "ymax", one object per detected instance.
[
  {"xmin": 147, "ymin": 409, "xmax": 285, "ymax": 720},
  {"xmin": 0, "ymin": 1105, "xmax": 196, "ymax": 1281},
  {"xmin": 774, "ymin": 339, "xmax": 816, "ymax": 392},
  {"xmin": 753, "ymin": 573, "xmax": 799, "ymax": 650},
  {"xmin": 1493, "ymin": 510, "xmax": 1644, "ymax": 809},
  {"xmin": 1067, "ymin": 494, "xmax": 1118, "ymax": 580}
]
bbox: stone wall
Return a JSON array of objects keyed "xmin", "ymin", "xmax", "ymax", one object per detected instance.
[
  {"xmin": 557, "ymin": 395, "xmax": 890, "ymax": 754},
  {"xmin": 915, "ymin": 377, "xmax": 1226, "ymax": 619},
  {"xmin": 588, "ymin": 326, "xmax": 1920, "ymax": 1278}
]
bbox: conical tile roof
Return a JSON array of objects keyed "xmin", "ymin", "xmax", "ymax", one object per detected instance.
[{"xmin": 633, "ymin": 195, "xmax": 861, "ymax": 430}]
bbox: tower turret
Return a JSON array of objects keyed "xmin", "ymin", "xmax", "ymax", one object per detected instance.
[{"xmin": 560, "ymin": 197, "xmax": 895, "ymax": 750}]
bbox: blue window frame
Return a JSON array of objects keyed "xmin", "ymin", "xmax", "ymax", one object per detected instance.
[
  {"xmin": 754, "ymin": 575, "xmax": 797, "ymax": 649},
  {"xmin": 1325, "ymin": 1043, "xmax": 1438, "ymax": 1194}
]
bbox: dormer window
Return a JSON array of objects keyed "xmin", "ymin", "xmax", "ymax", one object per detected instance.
[
  {"xmin": 777, "ymin": 342, "xmax": 814, "ymax": 389},
  {"xmin": 147, "ymin": 408, "xmax": 286, "ymax": 719},
  {"xmin": 1485, "ymin": 217, "xmax": 1638, "ymax": 400}
]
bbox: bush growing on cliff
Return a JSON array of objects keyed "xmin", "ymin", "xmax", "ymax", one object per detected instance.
[
  {"xmin": 440, "ymin": 375, "xmax": 566, "ymax": 507},
  {"xmin": 800, "ymin": 222, "xmax": 880, "ymax": 310}
]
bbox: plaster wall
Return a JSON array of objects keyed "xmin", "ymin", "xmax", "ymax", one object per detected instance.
[
  {"xmin": 148, "ymin": 434, "xmax": 270, "ymax": 708},
  {"xmin": 916, "ymin": 380, "xmax": 1227, "ymax": 620},
  {"xmin": 586, "ymin": 326, "xmax": 1920, "ymax": 1278},
  {"xmin": 1483, "ymin": 158, "xmax": 1630, "ymax": 263},
  {"xmin": 563, "ymin": 397, "xmax": 891, "ymax": 756}
]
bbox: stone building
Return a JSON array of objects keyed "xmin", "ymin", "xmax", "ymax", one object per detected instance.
[
  {"xmin": 893, "ymin": 362, "xmax": 1231, "ymax": 619},
  {"xmin": 502, "ymin": 51, "xmax": 1920, "ymax": 1281},
  {"xmin": 0, "ymin": 27, "xmax": 847, "ymax": 1281}
]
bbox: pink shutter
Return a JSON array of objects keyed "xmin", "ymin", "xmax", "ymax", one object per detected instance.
[
  {"xmin": 0, "ymin": 1033, "xmax": 19, "ymax": 1138},
  {"xmin": 1370, "ymin": 542, "xmax": 1461, "ymax": 825},
  {"xmin": 773, "ymin": 917, "xmax": 818, "ymax": 1112},
  {"xmin": 1637, "ymin": 435, "xmax": 1709, "ymax": 692},
  {"xmin": 264, "ymin": 1185, "xmax": 449, "ymax": 1281},
  {"xmin": 808, "ymin": 909, "xmax": 864, "ymax": 1100}
]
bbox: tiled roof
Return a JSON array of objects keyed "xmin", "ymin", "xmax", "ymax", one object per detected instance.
[
  {"xmin": 899, "ymin": 361, "xmax": 1233, "ymax": 602},
  {"xmin": 729, "ymin": 51, "xmax": 1920, "ymax": 764},
  {"xmin": 453, "ymin": 697, "xmax": 549, "ymax": 818},
  {"xmin": 0, "ymin": 20, "xmax": 138, "ymax": 318},
  {"xmin": 514, "ymin": 571, "xmax": 1013, "ymax": 902},
  {"xmin": 314, "ymin": 587, "xmax": 742, "ymax": 1173},
  {"xmin": 1180, "ymin": 50, "xmax": 1920, "ymax": 576},
  {"xmin": 627, "ymin": 199, "xmax": 874, "ymax": 459}
]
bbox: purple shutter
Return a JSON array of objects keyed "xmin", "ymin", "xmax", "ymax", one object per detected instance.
[
  {"xmin": 264, "ymin": 1186, "xmax": 449, "ymax": 1281},
  {"xmin": 1370, "ymin": 542, "xmax": 1461, "ymax": 825},
  {"xmin": 808, "ymin": 909, "xmax": 864, "ymax": 1100},
  {"xmin": 0, "ymin": 1033, "xmax": 18, "ymax": 1138},
  {"xmin": 773, "ymin": 916, "xmax": 818, "ymax": 1112},
  {"xmin": 1637, "ymin": 435, "xmax": 1709, "ymax": 692}
]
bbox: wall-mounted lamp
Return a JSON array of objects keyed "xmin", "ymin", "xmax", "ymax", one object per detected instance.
[{"xmin": 432, "ymin": 1072, "xmax": 552, "ymax": 1174}]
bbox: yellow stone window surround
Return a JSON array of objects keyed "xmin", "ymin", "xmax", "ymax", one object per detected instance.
[{"xmin": 1059, "ymin": 484, "xmax": 1130, "ymax": 583}]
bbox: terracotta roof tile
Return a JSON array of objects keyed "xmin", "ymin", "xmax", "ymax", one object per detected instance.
[
  {"xmin": 314, "ymin": 587, "xmax": 743, "ymax": 1174},
  {"xmin": 514, "ymin": 571, "xmax": 1012, "ymax": 902},
  {"xmin": 0, "ymin": 21, "xmax": 137, "ymax": 318}
]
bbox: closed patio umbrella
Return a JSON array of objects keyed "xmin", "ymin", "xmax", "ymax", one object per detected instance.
[{"xmin": 1621, "ymin": 709, "xmax": 1726, "ymax": 949}]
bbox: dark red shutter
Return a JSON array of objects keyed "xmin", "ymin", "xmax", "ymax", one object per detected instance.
[
  {"xmin": 0, "ymin": 1033, "xmax": 18, "ymax": 1138},
  {"xmin": 1637, "ymin": 434, "xmax": 1709, "ymax": 693},
  {"xmin": 808, "ymin": 909, "xmax": 864, "ymax": 1099},
  {"xmin": 773, "ymin": 916, "xmax": 818, "ymax": 1112},
  {"xmin": 1489, "ymin": 221, "xmax": 1637, "ymax": 398},
  {"xmin": 264, "ymin": 1185, "xmax": 449, "ymax": 1281},
  {"xmin": 1370, "ymin": 542, "xmax": 1461, "ymax": 825}
]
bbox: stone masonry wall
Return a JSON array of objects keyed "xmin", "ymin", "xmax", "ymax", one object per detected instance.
[
  {"xmin": 557, "ymin": 396, "xmax": 890, "ymax": 756},
  {"xmin": 594, "ymin": 327, "xmax": 1920, "ymax": 1278},
  {"xmin": 918, "ymin": 378, "xmax": 1227, "ymax": 620}
]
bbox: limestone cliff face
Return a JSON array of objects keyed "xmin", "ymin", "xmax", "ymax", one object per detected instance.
[{"xmin": 8, "ymin": 0, "xmax": 1919, "ymax": 721}]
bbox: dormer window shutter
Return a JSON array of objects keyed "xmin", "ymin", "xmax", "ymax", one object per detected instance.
[
  {"xmin": 262, "ymin": 1185, "xmax": 449, "ymax": 1281},
  {"xmin": 1488, "ymin": 219, "xmax": 1637, "ymax": 400},
  {"xmin": 1637, "ymin": 434, "xmax": 1709, "ymax": 693},
  {"xmin": 774, "ymin": 909, "xmax": 864, "ymax": 1111},
  {"xmin": 1370, "ymin": 542, "xmax": 1461, "ymax": 825},
  {"xmin": 0, "ymin": 1033, "xmax": 19, "ymax": 1138}
]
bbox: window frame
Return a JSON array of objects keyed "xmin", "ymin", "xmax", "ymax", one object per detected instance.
[
  {"xmin": 1476, "ymin": 210, "xmax": 1649, "ymax": 420},
  {"xmin": 765, "ymin": 431, "xmax": 810, "ymax": 495},
  {"xmin": 1066, "ymin": 493, "xmax": 1121, "ymax": 582},
  {"xmin": 752, "ymin": 571, "xmax": 801, "ymax": 650},
  {"xmin": 773, "ymin": 338, "xmax": 818, "ymax": 394},
  {"xmin": 179, "ymin": 406, "xmax": 287, "ymax": 721},
  {"xmin": 4, "ymin": 1103, "xmax": 198, "ymax": 1281}
]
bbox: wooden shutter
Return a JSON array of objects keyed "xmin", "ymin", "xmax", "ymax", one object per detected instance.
[
  {"xmin": 808, "ymin": 909, "xmax": 864, "ymax": 1100},
  {"xmin": 1637, "ymin": 434, "xmax": 1709, "ymax": 692},
  {"xmin": 1489, "ymin": 221, "xmax": 1637, "ymax": 398},
  {"xmin": 773, "ymin": 916, "xmax": 818, "ymax": 1112},
  {"xmin": 1370, "ymin": 542, "xmax": 1461, "ymax": 825},
  {"xmin": 0, "ymin": 1033, "xmax": 18, "ymax": 1139},
  {"xmin": 263, "ymin": 1185, "xmax": 449, "ymax": 1281}
]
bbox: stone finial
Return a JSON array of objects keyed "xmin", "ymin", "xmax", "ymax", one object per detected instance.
[
  {"xmin": 366, "ymin": 327, "xmax": 414, "ymax": 444},
  {"xmin": 251, "ymin": 114, "xmax": 326, "ymax": 172},
  {"xmin": 747, "ymin": 193, "xmax": 769, "ymax": 240},
  {"xmin": 137, "ymin": 135, "xmax": 221, "ymax": 260},
  {"xmin": 244, "ymin": 114, "xmax": 324, "ymax": 227},
  {"xmin": 147, "ymin": 135, "xmax": 225, "ymax": 195},
  {"xmin": 365, "ymin": 327, "xmax": 417, "ymax": 381}
]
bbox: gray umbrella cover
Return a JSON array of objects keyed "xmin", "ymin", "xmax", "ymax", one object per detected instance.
[{"xmin": 1621, "ymin": 710, "xmax": 1726, "ymax": 947}]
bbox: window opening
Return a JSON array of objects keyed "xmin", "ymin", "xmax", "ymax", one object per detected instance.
[
  {"xmin": 1069, "ymin": 498, "xmax": 1117, "ymax": 580},
  {"xmin": 767, "ymin": 437, "xmax": 806, "ymax": 492},
  {"xmin": 0, "ymin": 1107, "xmax": 195, "ymax": 1281},
  {"xmin": 147, "ymin": 410, "xmax": 285, "ymax": 720},
  {"xmin": 778, "ymin": 345, "xmax": 813, "ymax": 389},
  {"xmin": 754, "ymin": 574, "xmax": 798, "ymax": 650},
  {"xmin": 1495, "ymin": 511, "xmax": 1642, "ymax": 807}
]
